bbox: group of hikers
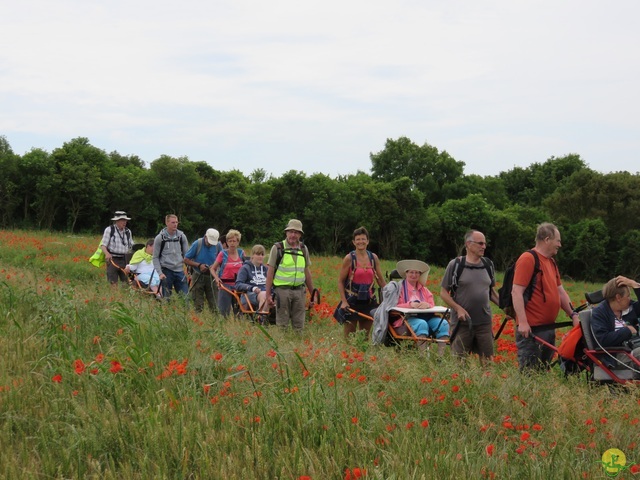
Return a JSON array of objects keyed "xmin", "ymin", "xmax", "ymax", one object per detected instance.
[
  {"xmin": 99, "ymin": 212, "xmax": 314, "ymax": 332},
  {"xmin": 99, "ymin": 211, "xmax": 640, "ymax": 376}
]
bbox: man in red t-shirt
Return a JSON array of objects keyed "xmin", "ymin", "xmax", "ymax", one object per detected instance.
[{"xmin": 512, "ymin": 222, "xmax": 579, "ymax": 370}]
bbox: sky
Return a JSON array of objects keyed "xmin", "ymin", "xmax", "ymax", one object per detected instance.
[{"xmin": 2, "ymin": 0, "xmax": 639, "ymax": 178}]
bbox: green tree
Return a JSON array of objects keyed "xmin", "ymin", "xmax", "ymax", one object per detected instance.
[
  {"xmin": 0, "ymin": 136, "xmax": 19, "ymax": 226},
  {"xmin": 50, "ymin": 138, "xmax": 109, "ymax": 232},
  {"xmin": 563, "ymin": 218, "xmax": 610, "ymax": 281},
  {"xmin": 488, "ymin": 208, "xmax": 540, "ymax": 270},
  {"xmin": 500, "ymin": 154, "xmax": 588, "ymax": 207},
  {"xmin": 441, "ymin": 174, "xmax": 509, "ymax": 209},
  {"xmin": 434, "ymin": 194, "xmax": 496, "ymax": 261},
  {"xmin": 370, "ymin": 137, "xmax": 465, "ymax": 204},
  {"xmin": 615, "ymin": 230, "xmax": 640, "ymax": 280},
  {"xmin": 217, "ymin": 169, "xmax": 251, "ymax": 236},
  {"xmin": 17, "ymin": 148, "xmax": 59, "ymax": 228},
  {"xmin": 545, "ymin": 170, "xmax": 640, "ymax": 235},
  {"xmin": 103, "ymin": 157, "xmax": 153, "ymax": 235},
  {"xmin": 301, "ymin": 173, "xmax": 358, "ymax": 255},
  {"xmin": 148, "ymin": 155, "xmax": 203, "ymax": 234},
  {"xmin": 358, "ymin": 177, "xmax": 428, "ymax": 259}
]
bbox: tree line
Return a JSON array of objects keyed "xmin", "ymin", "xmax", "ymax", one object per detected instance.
[{"xmin": 1, "ymin": 135, "xmax": 639, "ymax": 282}]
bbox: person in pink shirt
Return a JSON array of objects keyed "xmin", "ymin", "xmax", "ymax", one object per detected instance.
[
  {"xmin": 211, "ymin": 229, "xmax": 246, "ymax": 315},
  {"xmin": 395, "ymin": 259, "xmax": 449, "ymax": 354},
  {"xmin": 336, "ymin": 226, "xmax": 386, "ymax": 338}
]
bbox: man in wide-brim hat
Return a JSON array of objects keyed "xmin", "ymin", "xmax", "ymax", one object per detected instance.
[{"xmin": 100, "ymin": 211, "xmax": 134, "ymax": 288}]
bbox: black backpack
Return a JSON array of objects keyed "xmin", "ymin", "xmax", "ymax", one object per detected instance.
[
  {"xmin": 106, "ymin": 224, "xmax": 132, "ymax": 252},
  {"xmin": 274, "ymin": 241, "xmax": 306, "ymax": 268},
  {"xmin": 345, "ymin": 250, "xmax": 378, "ymax": 302},
  {"xmin": 449, "ymin": 255, "xmax": 494, "ymax": 299},
  {"xmin": 498, "ymin": 249, "xmax": 557, "ymax": 316},
  {"xmin": 158, "ymin": 233, "xmax": 186, "ymax": 258}
]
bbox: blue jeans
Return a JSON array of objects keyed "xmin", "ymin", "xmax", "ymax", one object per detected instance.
[{"xmin": 161, "ymin": 268, "xmax": 189, "ymax": 298}]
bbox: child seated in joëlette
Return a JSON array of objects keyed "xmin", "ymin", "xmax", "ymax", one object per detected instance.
[
  {"xmin": 235, "ymin": 244, "xmax": 268, "ymax": 313},
  {"xmin": 125, "ymin": 239, "xmax": 161, "ymax": 297},
  {"xmin": 394, "ymin": 259, "xmax": 449, "ymax": 354}
]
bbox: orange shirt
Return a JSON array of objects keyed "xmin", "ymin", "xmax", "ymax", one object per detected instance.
[{"xmin": 513, "ymin": 250, "xmax": 561, "ymax": 326}]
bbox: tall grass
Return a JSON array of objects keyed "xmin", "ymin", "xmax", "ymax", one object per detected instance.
[{"xmin": 0, "ymin": 230, "xmax": 639, "ymax": 479}]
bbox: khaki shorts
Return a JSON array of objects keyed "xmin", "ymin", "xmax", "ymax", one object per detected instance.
[{"xmin": 451, "ymin": 322, "xmax": 494, "ymax": 358}]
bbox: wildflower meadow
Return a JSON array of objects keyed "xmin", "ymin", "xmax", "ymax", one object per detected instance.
[{"xmin": 1, "ymin": 229, "xmax": 639, "ymax": 479}]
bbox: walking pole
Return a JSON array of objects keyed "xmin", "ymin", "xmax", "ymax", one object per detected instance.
[{"xmin": 494, "ymin": 315, "xmax": 512, "ymax": 341}]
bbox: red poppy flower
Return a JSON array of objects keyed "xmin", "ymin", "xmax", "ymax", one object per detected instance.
[
  {"xmin": 74, "ymin": 359, "xmax": 85, "ymax": 375},
  {"xmin": 344, "ymin": 468, "xmax": 366, "ymax": 480},
  {"xmin": 109, "ymin": 360, "xmax": 123, "ymax": 374},
  {"xmin": 51, "ymin": 374, "xmax": 62, "ymax": 383}
]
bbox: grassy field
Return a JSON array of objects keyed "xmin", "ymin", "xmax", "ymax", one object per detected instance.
[{"xmin": 1, "ymin": 229, "xmax": 639, "ymax": 479}]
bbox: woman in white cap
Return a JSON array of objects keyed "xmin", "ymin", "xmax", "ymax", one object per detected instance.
[{"xmin": 394, "ymin": 259, "xmax": 449, "ymax": 354}]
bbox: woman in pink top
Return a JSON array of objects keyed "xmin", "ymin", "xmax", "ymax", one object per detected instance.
[
  {"xmin": 211, "ymin": 229, "xmax": 246, "ymax": 315},
  {"xmin": 395, "ymin": 259, "xmax": 449, "ymax": 354},
  {"xmin": 337, "ymin": 226, "xmax": 386, "ymax": 338}
]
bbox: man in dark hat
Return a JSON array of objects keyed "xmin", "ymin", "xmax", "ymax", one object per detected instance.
[{"xmin": 100, "ymin": 211, "xmax": 134, "ymax": 288}]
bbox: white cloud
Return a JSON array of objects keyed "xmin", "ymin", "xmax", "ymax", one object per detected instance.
[{"xmin": 1, "ymin": 0, "xmax": 639, "ymax": 176}]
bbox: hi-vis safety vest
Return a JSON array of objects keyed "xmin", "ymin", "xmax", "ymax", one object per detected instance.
[{"xmin": 273, "ymin": 240, "xmax": 307, "ymax": 287}]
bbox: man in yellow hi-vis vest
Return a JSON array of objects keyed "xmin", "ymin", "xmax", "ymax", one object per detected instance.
[{"xmin": 265, "ymin": 219, "xmax": 315, "ymax": 332}]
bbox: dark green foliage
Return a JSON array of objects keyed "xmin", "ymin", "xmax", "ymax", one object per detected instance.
[
  {"xmin": 1, "ymin": 134, "xmax": 639, "ymax": 282},
  {"xmin": 614, "ymin": 230, "xmax": 640, "ymax": 280},
  {"xmin": 562, "ymin": 219, "xmax": 610, "ymax": 282}
]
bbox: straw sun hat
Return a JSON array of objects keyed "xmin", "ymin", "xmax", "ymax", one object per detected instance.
[{"xmin": 396, "ymin": 259, "xmax": 430, "ymax": 286}]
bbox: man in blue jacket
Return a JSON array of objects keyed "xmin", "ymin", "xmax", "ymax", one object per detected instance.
[{"xmin": 591, "ymin": 275, "xmax": 640, "ymax": 377}]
